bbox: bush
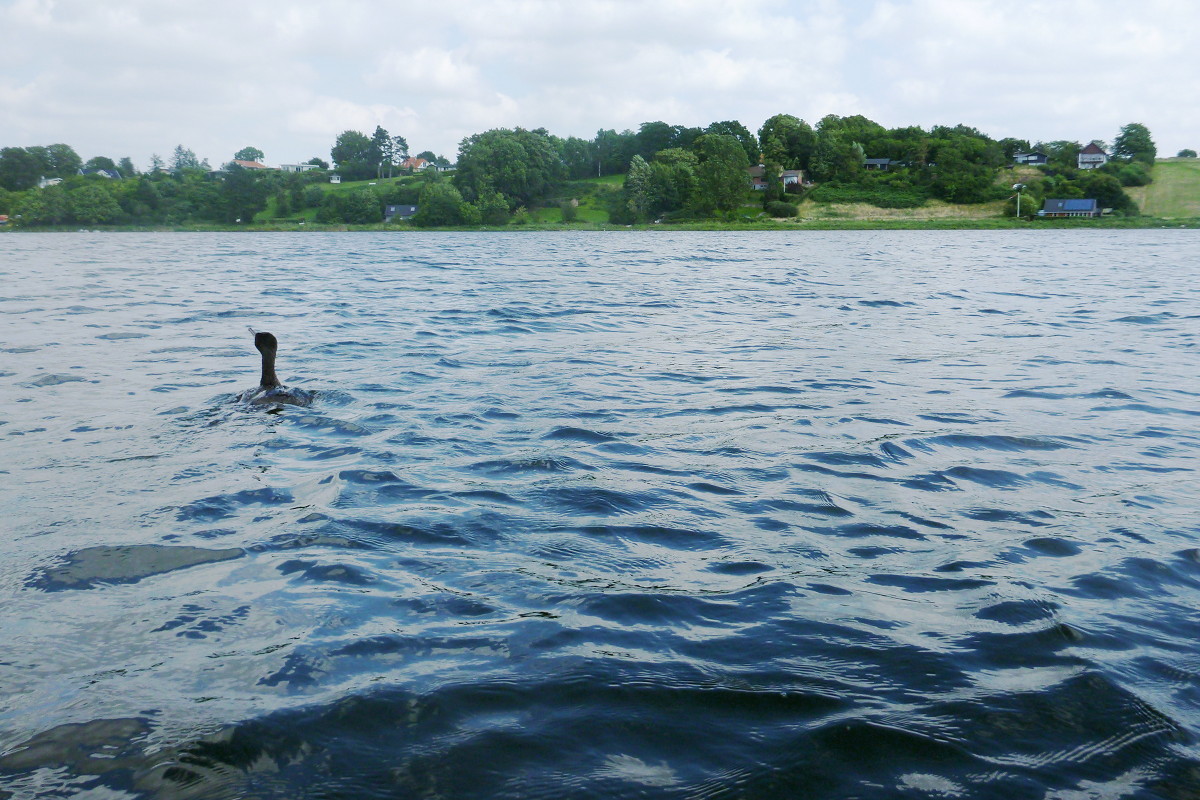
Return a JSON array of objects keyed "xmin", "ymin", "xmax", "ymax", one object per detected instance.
[
  {"xmin": 560, "ymin": 200, "xmax": 578, "ymax": 222},
  {"xmin": 1116, "ymin": 163, "xmax": 1152, "ymax": 187},
  {"xmin": 764, "ymin": 200, "xmax": 799, "ymax": 217},
  {"xmin": 412, "ymin": 182, "xmax": 465, "ymax": 226},
  {"xmin": 302, "ymin": 185, "xmax": 325, "ymax": 208}
]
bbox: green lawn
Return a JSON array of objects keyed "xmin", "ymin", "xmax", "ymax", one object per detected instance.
[{"xmin": 1135, "ymin": 159, "xmax": 1200, "ymax": 218}]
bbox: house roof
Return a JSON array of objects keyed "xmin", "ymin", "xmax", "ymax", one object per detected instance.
[
  {"xmin": 1043, "ymin": 198, "xmax": 1098, "ymax": 212},
  {"xmin": 233, "ymin": 160, "xmax": 271, "ymax": 169},
  {"xmin": 1080, "ymin": 143, "xmax": 1107, "ymax": 155},
  {"xmin": 864, "ymin": 158, "xmax": 891, "ymax": 165},
  {"xmin": 401, "ymin": 157, "xmax": 429, "ymax": 168}
]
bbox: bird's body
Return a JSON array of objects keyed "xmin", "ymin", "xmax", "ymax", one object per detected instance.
[{"xmin": 240, "ymin": 331, "xmax": 313, "ymax": 407}]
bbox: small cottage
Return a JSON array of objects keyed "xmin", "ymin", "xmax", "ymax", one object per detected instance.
[
  {"xmin": 385, "ymin": 205, "xmax": 418, "ymax": 222},
  {"xmin": 1013, "ymin": 152, "xmax": 1048, "ymax": 166}
]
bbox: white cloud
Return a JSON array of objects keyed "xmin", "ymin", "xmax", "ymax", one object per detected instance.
[{"xmin": 0, "ymin": 0, "xmax": 1196, "ymax": 167}]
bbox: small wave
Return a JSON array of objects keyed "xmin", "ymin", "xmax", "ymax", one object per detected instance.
[{"xmin": 542, "ymin": 426, "xmax": 618, "ymax": 443}]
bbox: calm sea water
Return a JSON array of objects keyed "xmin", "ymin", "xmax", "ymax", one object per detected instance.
[{"xmin": 1, "ymin": 230, "xmax": 1199, "ymax": 799}]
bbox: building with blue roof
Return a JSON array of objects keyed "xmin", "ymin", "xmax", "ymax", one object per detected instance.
[{"xmin": 1039, "ymin": 198, "xmax": 1101, "ymax": 217}]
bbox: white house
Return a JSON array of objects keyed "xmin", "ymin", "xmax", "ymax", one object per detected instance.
[
  {"xmin": 1078, "ymin": 143, "xmax": 1108, "ymax": 170},
  {"xmin": 279, "ymin": 163, "xmax": 319, "ymax": 173}
]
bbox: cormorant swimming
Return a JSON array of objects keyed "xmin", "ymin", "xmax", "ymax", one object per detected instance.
[{"xmin": 239, "ymin": 330, "xmax": 314, "ymax": 407}]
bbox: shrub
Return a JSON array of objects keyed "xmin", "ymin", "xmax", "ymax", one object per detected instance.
[
  {"xmin": 1115, "ymin": 163, "xmax": 1152, "ymax": 187},
  {"xmin": 560, "ymin": 200, "xmax": 578, "ymax": 222},
  {"xmin": 764, "ymin": 200, "xmax": 799, "ymax": 217}
]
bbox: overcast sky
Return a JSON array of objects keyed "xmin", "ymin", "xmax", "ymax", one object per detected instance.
[{"xmin": 2, "ymin": 0, "xmax": 1195, "ymax": 169}]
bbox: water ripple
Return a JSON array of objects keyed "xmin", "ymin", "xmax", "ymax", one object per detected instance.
[{"xmin": 2, "ymin": 230, "xmax": 1199, "ymax": 798}]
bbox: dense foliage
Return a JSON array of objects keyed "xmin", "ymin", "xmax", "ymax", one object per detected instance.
[{"xmin": 0, "ymin": 118, "xmax": 1157, "ymax": 227}]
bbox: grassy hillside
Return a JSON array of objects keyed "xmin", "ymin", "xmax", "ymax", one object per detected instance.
[{"xmin": 1128, "ymin": 158, "xmax": 1200, "ymax": 218}]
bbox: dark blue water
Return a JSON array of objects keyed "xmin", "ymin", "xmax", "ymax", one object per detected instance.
[{"xmin": 2, "ymin": 230, "xmax": 1199, "ymax": 798}]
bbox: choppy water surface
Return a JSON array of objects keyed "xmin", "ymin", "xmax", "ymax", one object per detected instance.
[{"xmin": 2, "ymin": 230, "xmax": 1199, "ymax": 799}]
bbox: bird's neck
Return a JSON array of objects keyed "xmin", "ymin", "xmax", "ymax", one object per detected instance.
[{"xmin": 260, "ymin": 351, "xmax": 281, "ymax": 387}]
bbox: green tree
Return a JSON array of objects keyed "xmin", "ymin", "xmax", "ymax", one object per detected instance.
[
  {"xmin": 648, "ymin": 150, "xmax": 698, "ymax": 214},
  {"xmin": 693, "ymin": 133, "xmax": 750, "ymax": 215},
  {"xmin": 704, "ymin": 120, "xmax": 759, "ymax": 165},
  {"xmin": 929, "ymin": 144, "xmax": 994, "ymax": 203},
  {"xmin": 234, "ymin": 146, "xmax": 265, "ymax": 162},
  {"xmin": 68, "ymin": 182, "xmax": 122, "ymax": 224},
  {"xmin": 117, "ymin": 157, "xmax": 137, "ymax": 178},
  {"xmin": 453, "ymin": 127, "xmax": 565, "ymax": 208},
  {"xmin": 330, "ymin": 130, "xmax": 374, "ymax": 180},
  {"xmin": 472, "ymin": 190, "xmax": 510, "ymax": 225},
  {"xmin": 758, "ymin": 114, "xmax": 816, "ymax": 171},
  {"xmin": 370, "ymin": 126, "xmax": 392, "ymax": 178},
  {"xmin": 762, "ymin": 162, "xmax": 785, "ymax": 203},
  {"xmin": 1038, "ymin": 140, "xmax": 1082, "ymax": 170},
  {"xmin": 413, "ymin": 182, "xmax": 466, "ymax": 226},
  {"xmin": 0, "ymin": 148, "xmax": 42, "ymax": 190},
  {"xmin": 809, "ymin": 131, "xmax": 864, "ymax": 182},
  {"xmin": 16, "ymin": 185, "xmax": 68, "ymax": 225},
  {"xmin": 1112, "ymin": 123, "xmax": 1156, "ymax": 164},
  {"xmin": 592, "ymin": 128, "xmax": 636, "ymax": 175},
  {"xmin": 220, "ymin": 165, "xmax": 268, "ymax": 222},
  {"xmin": 342, "ymin": 188, "xmax": 384, "ymax": 223},
  {"xmin": 623, "ymin": 154, "xmax": 653, "ymax": 221},
  {"xmin": 560, "ymin": 136, "xmax": 595, "ymax": 179},
  {"xmin": 39, "ymin": 144, "xmax": 82, "ymax": 178},
  {"xmin": 170, "ymin": 145, "xmax": 202, "ymax": 172},
  {"xmin": 998, "ymin": 137, "xmax": 1032, "ymax": 161},
  {"xmin": 1076, "ymin": 170, "xmax": 1137, "ymax": 215},
  {"xmin": 306, "ymin": 156, "xmax": 330, "ymax": 169},
  {"xmin": 391, "ymin": 135, "xmax": 409, "ymax": 174},
  {"xmin": 635, "ymin": 121, "xmax": 675, "ymax": 161},
  {"xmin": 1178, "ymin": 149, "xmax": 1197, "ymax": 158},
  {"xmin": 84, "ymin": 156, "xmax": 118, "ymax": 173}
]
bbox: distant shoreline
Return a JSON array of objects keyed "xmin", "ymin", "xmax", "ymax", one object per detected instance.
[{"xmin": 4, "ymin": 217, "xmax": 1197, "ymax": 233}]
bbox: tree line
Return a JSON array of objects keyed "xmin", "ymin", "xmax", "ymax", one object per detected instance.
[{"xmin": 0, "ymin": 117, "xmax": 1164, "ymax": 227}]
